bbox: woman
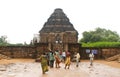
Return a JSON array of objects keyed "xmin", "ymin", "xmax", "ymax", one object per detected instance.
[
  {"xmin": 64, "ymin": 51, "xmax": 71, "ymax": 69},
  {"xmin": 54, "ymin": 50, "xmax": 61, "ymax": 68},
  {"xmin": 40, "ymin": 52, "xmax": 49, "ymax": 74}
]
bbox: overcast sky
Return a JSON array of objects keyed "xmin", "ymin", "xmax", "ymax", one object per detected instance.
[{"xmin": 0, "ymin": 0, "xmax": 120, "ymax": 44}]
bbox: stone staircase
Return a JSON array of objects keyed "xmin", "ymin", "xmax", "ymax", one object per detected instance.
[
  {"xmin": 106, "ymin": 54, "xmax": 120, "ymax": 62},
  {"xmin": 0, "ymin": 54, "xmax": 11, "ymax": 59}
]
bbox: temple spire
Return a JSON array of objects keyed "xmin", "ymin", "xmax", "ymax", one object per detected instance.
[{"xmin": 39, "ymin": 8, "xmax": 78, "ymax": 34}]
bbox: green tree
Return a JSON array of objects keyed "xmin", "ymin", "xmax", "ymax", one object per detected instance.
[
  {"xmin": 80, "ymin": 27, "xmax": 120, "ymax": 43},
  {"xmin": 0, "ymin": 35, "xmax": 8, "ymax": 46}
]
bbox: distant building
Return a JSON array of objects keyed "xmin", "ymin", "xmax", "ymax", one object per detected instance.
[{"xmin": 38, "ymin": 8, "xmax": 78, "ymax": 51}]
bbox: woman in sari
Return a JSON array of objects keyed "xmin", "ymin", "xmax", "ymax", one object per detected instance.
[
  {"xmin": 40, "ymin": 52, "xmax": 49, "ymax": 74},
  {"xmin": 64, "ymin": 51, "xmax": 71, "ymax": 69},
  {"xmin": 54, "ymin": 50, "xmax": 61, "ymax": 68}
]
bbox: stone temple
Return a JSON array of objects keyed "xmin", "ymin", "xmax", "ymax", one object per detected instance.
[
  {"xmin": 36, "ymin": 8, "xmax": 79, "ymax": 52},
  {"xmin": 0, "ymin": 9, "xmax": 119, "ymax": 60}
]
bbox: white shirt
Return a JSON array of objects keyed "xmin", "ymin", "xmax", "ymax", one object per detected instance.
[
  {"xmin": 75, "ymin": 53, "xmax": 80, "ymax": 60},
  {"xmin": 89, "ymin": 53, "xmax": 94, "ymax": 60}
]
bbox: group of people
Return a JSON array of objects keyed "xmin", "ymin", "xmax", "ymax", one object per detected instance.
[
  {"xmin": 39, "ymin": 49, "xmax": 73, "ymax": 74},
  {"xmin": 39, "ymin": 49, "xmax": 94, "ymax": 74}
]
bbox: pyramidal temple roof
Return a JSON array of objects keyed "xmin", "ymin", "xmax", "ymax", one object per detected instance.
[{"xmin": 39, "ymin": 8, "xmax": 78, "ymax": 34}]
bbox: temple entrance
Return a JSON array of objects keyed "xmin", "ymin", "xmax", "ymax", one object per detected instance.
[{"xmin": 51, "ymin": 43, "xmax": 63, "ymax": 52}]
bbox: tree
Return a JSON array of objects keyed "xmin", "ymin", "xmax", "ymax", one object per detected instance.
[
  {"xmin": 0, "ymin": 35, "xmax": 8, "ymax": 45},
  {"xmin": 80, "ymin": 27, "xmax": 120, "ymax": 43}
]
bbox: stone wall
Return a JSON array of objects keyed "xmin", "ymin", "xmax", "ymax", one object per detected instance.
[
  {"xmin": 80, "ymin": 47, "xmax": 120, "ymax": 59},
  {"xmin": 0, "ymin": 45, "xmax": 120, "ymax": 59},
  {"xmin": 0, "ymin": 46, "xmax": 36, "ymax": 58}
]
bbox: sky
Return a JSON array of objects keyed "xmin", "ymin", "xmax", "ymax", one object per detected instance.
[{"xmin": 0, "ymin": 0, "xmax": 120, "ymax": 44}]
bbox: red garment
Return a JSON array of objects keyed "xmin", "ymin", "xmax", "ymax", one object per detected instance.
[
  {"xmin": 66, "ymin": 51, "xmax": 71, "ymax": 57},
  {"xmin": 59, "ymin": 51, "xmax": 62, "ymax": 55},
  {"xmin": 55, "ymin": 55, "xmax": 60, "ymax": 63}
]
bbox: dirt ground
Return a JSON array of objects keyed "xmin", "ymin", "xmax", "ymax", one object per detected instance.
[
  {"xmin": 0, "ymin": 59, "xmax": 35, "ymax": 64},
  {"xmin": 81, "ymin": 60, "xmax": 120, "ymax": 68},
  {"xmin": 0, "ymin": 59, "xmax": 120, "ymax": 68},
  {"xmin": 0, "ymin": 59, "xmax": 120, "ymax": 77}
]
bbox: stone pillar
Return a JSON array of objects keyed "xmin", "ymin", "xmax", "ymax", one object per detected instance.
[
  {"xmin": 48, "ymin": 43, "xmax": 52, "ymax": 50},
  {"xmin": 64, "ymin": 43, "xmax": 68, "ymax": 51}
]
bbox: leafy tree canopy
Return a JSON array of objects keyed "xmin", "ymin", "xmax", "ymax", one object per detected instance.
[
  {"xmin": 0, "ymin": 35, "xmax": 27, "ymax": 46},
  {"xmin": 0, "ymin": 35, "xmax": 8, "ymax": 46},
  {"xmin": 80, "ymin": 27, "xmax": 120, "ymax": 43}
]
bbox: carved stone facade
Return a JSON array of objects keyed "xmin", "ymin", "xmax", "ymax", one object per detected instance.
[{"xmin": 39, "ymin": 8, "xmax": 78, "ymax": 51}]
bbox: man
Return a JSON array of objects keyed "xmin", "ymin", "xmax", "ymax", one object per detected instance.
[
  {"xmin": 49, "ymin": 50, "xmax": 55, "ymax": 68},
  {"xmin": 62, "ymin": 51, "xmax": 66, "ymax": 62},
  {"xmin": 75, "ymin": 52, "xmax": 80, "ymax": 67},
  {"xmin": 89, "ymin": 52, "xmax": 94, "ymax": 66}
]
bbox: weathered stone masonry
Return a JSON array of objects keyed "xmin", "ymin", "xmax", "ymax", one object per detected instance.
[{"xmin": 0, "ymin": 8, "xmax": 120, "ymax": 60}]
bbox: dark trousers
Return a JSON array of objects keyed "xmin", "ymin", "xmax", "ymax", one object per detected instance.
[{"xmin": 49, "ymin": 60, "xmax": 54, "ymax": 68}]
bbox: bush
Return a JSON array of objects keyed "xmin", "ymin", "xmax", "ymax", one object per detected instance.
[{"xmin": 81, "ymin": 42, "xmax": 120, "ymax": 47}]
